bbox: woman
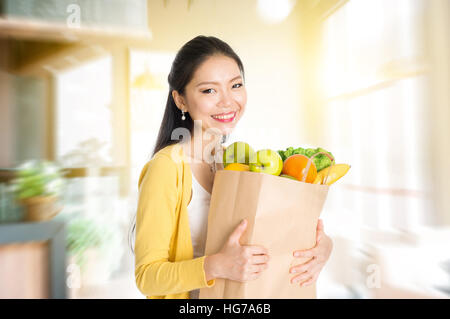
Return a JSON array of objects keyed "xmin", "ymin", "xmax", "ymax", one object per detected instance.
[{"xmin": 133, "ymin": 35, "xmax": 333, "ymax": 299}]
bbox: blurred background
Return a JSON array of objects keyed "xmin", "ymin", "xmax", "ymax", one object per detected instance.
[{"xmin": 0, "ymin": 0, "xmax": 449, "ymax": 299}]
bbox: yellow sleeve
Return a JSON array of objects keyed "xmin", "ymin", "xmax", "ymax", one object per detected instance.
[{"xmin": 134, "ymin": 155, "xmax": 215, "ymax": 297}]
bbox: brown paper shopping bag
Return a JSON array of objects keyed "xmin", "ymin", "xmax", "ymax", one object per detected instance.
[{"xmin": 199, "ymin": 152, "xmax": 334, "ymax": 299}]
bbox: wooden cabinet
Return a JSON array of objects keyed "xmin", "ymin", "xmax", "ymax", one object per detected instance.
[
  {"xmin": 0, "ymin": 241, "xmax": 49, "ymax": 298},
  {"xmin": 0, "ymin": 220, "xmax": 66, "ymax": 298}
]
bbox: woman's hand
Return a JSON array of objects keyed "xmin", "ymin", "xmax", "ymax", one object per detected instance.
[
  {"xmin": 207, "ymin": 219, "xmax": 270, "ymax": 283},
  {"xmin": 289, "ymin": 219, "xmax": 333, "ymax": 287}
]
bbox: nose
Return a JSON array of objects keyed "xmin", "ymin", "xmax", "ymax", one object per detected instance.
[{"xmin": 217, "ymin": 88, "xmax": 234, "ymax": 108}]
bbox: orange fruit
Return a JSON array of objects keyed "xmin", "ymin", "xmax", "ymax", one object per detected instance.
[
  {"xmin": 224, "ymin": 163, "xmax": 250, "ymax": 171},
  {"xmin": 282, "ymin": 154, "xmax": 317, "ymax": 183}
]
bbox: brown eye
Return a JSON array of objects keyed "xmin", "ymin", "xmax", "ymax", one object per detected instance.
[
  {"xmin": 232, "ymin": 83, "xmax": 243, "ymax": 89},
  {"xmin": 202, "ymin": 88, "xmax": 215, "ymax": 94}
]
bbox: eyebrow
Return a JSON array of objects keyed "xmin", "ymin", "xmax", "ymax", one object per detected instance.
[{"xmin": 195, "ymin": 75, "xmax": 242, "ymax": 87}]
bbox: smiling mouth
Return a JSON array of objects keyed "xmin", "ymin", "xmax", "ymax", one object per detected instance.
[{"xmin": 211, "ymin": 111, "xmax": 237, "ymax": 122}]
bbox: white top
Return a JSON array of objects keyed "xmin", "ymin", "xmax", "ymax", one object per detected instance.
[{"xmin": 188, "ymin": 173, "xmax": 211, "ymax": 299}]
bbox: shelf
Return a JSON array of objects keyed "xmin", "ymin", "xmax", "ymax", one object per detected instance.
[
  {"xmin": 1, "ymin": 166, "xmax": 126, "ymax": 182},
  {"xmin": 0, "ymin": 168, "xmax": 17, "ymax": 183},
  {"xmin": 62, "ymin": 166, "xmax": 127, "ymax": 179},
  {"xmin": 0, "ymin": 17, "xmax": 152, "ymax": 47}
]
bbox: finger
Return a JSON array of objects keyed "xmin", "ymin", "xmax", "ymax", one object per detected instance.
[
  {"xmin": 293, "ymin": 248, "xmax": 318, "ymax": 258},
  {"xmin": 249, "ymin": 263, "xmax": 268, "ymax": 273},
  {"xmin": 317, "ymin": 234, "xmax": 323, "ymax": 243},
  {"xmin": 290, "ymin": 262, "xmax": 321, "ymax": 284},
  {"xmin": 289, "ymin": 257, "xmax": 317, "ymax": 274},
  {"xmin": 247, "ymin": 245, "xmax": 269, "ymax": 256},
  {"xmin": 247, "ymin": 272, "xmax": 262, "ymax": 282},
  {"xmin": 251, "ymin": 254, "xmax": 270, "ymax": 265},
  {"xmin": 300, "ymin": 273, "xmax": 319, "ymax": 287},
  {"xmin": 316, "ymin": 219, "xmax": 324, "ymax": 242},
  {"xmin": 317, "ymin": 219, "xmax": 324, "ymax": 232},
  {"xmin": 291, "ymin": 271, "xmax": 313, "ymax": 284},
  {"xmin": 317, "ymin": 230, "xmax": 323, "ymax": 243},
  {"xmin": 228, "ymin": 219, "xmax": 247, "ymax": 244}
]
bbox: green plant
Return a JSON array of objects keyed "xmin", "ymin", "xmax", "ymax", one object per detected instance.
[
  {"xmin": 65, "ymin": 216, "xmax": 114, "ymax": 270},
  {"xmin": 11, "ymin": 160, "xmax": 65, "ymax": 200}
]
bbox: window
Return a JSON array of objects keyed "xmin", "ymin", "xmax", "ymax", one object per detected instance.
[
  {"xmin": 54, "ymin": 52, "xmax": 129, "ymax": 292},
  {"xmin": 320, "ymin": 0, "xmax": 431, "ymax": 233},
  {"xmin": 56, "ymin": 56, "xmax": 114, "ymax": 167}
]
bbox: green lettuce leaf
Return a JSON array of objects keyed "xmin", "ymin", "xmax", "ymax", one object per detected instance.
[{"xmin": 278, "ymin": 146, "xmax": 334, "ymax": 172}]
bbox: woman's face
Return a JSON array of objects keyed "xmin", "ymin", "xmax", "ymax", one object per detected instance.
[{"xmin": 174, "ymin": 55, "xmax": 247, "ymax": 137}]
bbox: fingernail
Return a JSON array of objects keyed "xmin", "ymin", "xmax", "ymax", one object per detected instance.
[
  {"xmin": 294, "ymin": 252, "xmax": 301, "ymax": 257},
  {"xmin": 290, "ymin": 269, "xmax": 296, "ymax": 273}
]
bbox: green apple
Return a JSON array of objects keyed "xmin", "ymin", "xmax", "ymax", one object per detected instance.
[
  {"xmin": 280, "ymin": 174, "xmax": 297, "ymax": 180},
  {"xmin": 249, "ymin": 149, "xmax": 283, "ymax": 176},
  {"xmin": 223, "ymin": 141, "xmax": 257, "ymax": 167}
]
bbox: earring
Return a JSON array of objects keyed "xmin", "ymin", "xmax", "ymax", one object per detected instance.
[{"xmin": 181, "ymin": 110, "xmax": 186, "ymax": 121}]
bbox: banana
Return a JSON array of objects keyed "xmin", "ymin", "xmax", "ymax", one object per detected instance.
[{"xmin": 313, "ymin": 164, "xmax": 351, "ymax": 185}]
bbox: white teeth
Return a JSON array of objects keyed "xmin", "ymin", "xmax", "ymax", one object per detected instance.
[{"xmin": 212, "ymin": 112, "xmax": 235, "ymax": 120}]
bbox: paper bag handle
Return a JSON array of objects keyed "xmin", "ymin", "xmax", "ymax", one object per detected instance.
[{"xmin": 302, "ymin": 151, "xmax": 335, "ymax": 184}]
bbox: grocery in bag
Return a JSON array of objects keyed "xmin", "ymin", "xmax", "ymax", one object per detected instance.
[{"xmin": 199, "ymin": 152, "xmax": 333, "ymax": 299}]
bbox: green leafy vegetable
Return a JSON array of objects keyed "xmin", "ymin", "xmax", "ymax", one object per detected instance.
[{"xmin": 278, "ymin": 146, "xmax": 334, "ymax": 172}]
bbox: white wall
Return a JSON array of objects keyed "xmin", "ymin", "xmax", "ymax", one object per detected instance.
[{"xmin": 144, "ymin": 0, "xmax": 305, "ymax": 152}]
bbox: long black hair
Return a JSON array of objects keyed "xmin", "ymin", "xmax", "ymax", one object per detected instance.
[
  {"xmin": 129, "ymin": 35, "xmax": 245, "ymax": 254},
  {"xmin": 152, "ymin": 35, "xmax": 245, "ymax": 157}
]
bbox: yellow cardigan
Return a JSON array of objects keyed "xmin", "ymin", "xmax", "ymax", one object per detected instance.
[{"xmin": 134, "ymin": 142, "xmax": 216, "ymax": 299}]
